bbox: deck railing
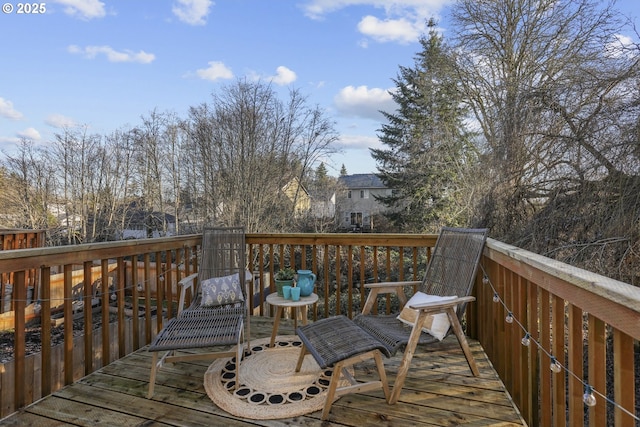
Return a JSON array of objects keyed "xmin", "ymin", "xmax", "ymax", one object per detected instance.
[{"xmin": 0, "ymin": 232, "xmax": 637, "ymax": 426}]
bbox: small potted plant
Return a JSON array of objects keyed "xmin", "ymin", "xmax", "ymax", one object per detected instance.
[{"xmin": 274, "ymin": 267, "xmax": 295, "ymax": 297}]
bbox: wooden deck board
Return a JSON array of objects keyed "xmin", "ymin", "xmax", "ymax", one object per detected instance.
[{"xmin": 1, "ymin": 316, "xmax": 526, "ymax": 427}]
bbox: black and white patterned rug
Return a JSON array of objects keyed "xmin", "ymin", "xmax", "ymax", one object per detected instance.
[{"xmin": 204, "ymin": 335, "xmax": 351, "ymax": 420}]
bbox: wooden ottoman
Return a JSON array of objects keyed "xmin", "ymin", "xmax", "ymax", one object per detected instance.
[{"xmin": 295, "ymin": 315, "xmax": 392, "ymax": 420}]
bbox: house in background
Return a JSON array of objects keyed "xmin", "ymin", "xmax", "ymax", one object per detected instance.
[
  {"xmin": 335, "ymin": 173, "xmax": 391, "ymax": 231},
  {"xmin": 282, "ymin": 177, "xmax": 311, "ymax": 217},
  {"xmin": 120, "ymin": 210, "xmax": 176, "ymax": 239},
  {"xmin": 309, "ymin": 190, "xmax": 335, "ymax": 219}
]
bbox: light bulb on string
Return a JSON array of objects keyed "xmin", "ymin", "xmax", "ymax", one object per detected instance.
[
  {"xmin": 159, "ymin": 275, "xmax": 164, "ymax": 282},
  {"xmin": 550, "ymin": 356, "xmax": 562, "ymax": 373},
  {"xmin": 521, "ymin": 333, "xmax": 530, "ymax": 346},
  {"xmin": 505, "ymin": 312, "xmax": 514, "ymax": 323},
  {"xmin": 483, "ymin": 275, "xmax": 489, "ymax": 285},
  {"xmin": 493, "ymin": 292, "xmax": 500, "ymax": 303},
  {"xmin": 583, "ymin": 385, "xmax": 597, "ymax": 407}
]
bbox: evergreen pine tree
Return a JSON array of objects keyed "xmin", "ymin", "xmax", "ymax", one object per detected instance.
[{"xmin": 371, "ymin": 20, "xmax": 477, "ymax": 232}]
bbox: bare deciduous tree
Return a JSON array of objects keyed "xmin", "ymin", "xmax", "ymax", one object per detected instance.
[{"xmin": 185, "ymin": 79, "xmax": 338, "ymax": 232}]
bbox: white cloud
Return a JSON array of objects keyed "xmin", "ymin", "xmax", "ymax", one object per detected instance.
[
  {"xmin": 269, "ymin": 66, "xmax": 297, "ymax": 86},
  {"xmin": 358, "ymin": 15, "xmax": 422, "ymax": 44},
  {"xmin": 247, "ymin": 66, "xmax": 297, "ymax": 85},
  {"xmin": 173, "ymin": 0, "xmax": 213, "ymax": 25},
  {"xmin": 52, "ymin": 0, "xmax": 106, "ymax": 20},
  {"xmin": 45, "ymin": 114, "xmax": 77, "ymax": 128},
  {"xmin": 0, "ymin": 98, "xmax": 23, "ymax": 120},
  {"xmin": 0, "ymin": 136, "xmax": 19, "ymax": 145},
  {"xmin": 68, "ymin": 45, "xmax": 155, "ymax": 64},
  {"xmin": 17, "ymin": 127, "xmax": 41, "ymax": 141},
  {"xmin": 334, "ymin": 85, "xmax": 395, "ymax": 120},
  {"xmin": 605, "ymin": 34, "xmax": 637, "ymax": 59},
  {"xmin": 300, "ymin": 0, "xmax": 451, "ymax": 44},
  {"xmin": 336, "ymin": 133, "xmax": 381, "ymax": 150},
  {"xmin": 196, "ymin": 61, "xmax": 234, "ymax": 81}
]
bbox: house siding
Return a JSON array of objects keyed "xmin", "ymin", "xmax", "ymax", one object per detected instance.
[{"xmin": 336, "ymin": 174, "xmax": 390, "ymax": 231}]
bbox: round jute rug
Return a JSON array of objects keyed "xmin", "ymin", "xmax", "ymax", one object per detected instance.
[{"xmin": 204, "ymin": 335, "xmax": 350, "ymax": 420}]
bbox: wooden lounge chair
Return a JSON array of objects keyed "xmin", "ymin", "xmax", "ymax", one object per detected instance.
[
  {"xmin": 353, "ymin": 227, "xmax": 488, "ymax": 404},
  {"xmin": 147, "ymin": 226, "xmax": 250, "ymax": 398}
]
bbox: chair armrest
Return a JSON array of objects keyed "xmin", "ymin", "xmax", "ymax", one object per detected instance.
[
  {"xmin": 409, "ymin": 296, "xmax": 476, "ymax": 312},
  {"xmin": 177, "ymin": 272, "xmax": 198, "ymax": 314},
  {"xmin": 364, "ymin": 280, "xmax": 421, "ymax": 289},
  {"xmin": 361, "ymin": 281, "xmax": 421, "ymax": 315}
]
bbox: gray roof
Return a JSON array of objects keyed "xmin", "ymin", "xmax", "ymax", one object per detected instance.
[{"xmin": 338, "ymin": 173, "xmax": 386, "ymax": 189}]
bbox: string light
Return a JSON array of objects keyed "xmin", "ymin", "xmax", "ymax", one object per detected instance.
[
  {"xmin": 583, "ymin": 385, "xmax": 597, "ymax": 407},
  {"xmin": 505, "ymin": 311, "xmax": 514, "ymax": 323},
  {"xmin": 478, "ymin": 263, "xmax": 640, "ymax": 422}
]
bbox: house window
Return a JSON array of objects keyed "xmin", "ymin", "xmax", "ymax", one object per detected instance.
[
  {"xmin": 350, "ymin": 212, "xmax": 363, "ymax": 226},
  {"xmin": 348, "ymin": 190, "xmax": 352, "ymax": 199}
]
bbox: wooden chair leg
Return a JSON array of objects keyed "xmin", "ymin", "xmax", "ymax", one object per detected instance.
[
  {"xmin": 447, "ymin": 308, "xmax": 479, "ymax": 376},
  {"xmin": 148, "ymin": 352, "xmax": 159, "ymax": 398},
  {"xmin": 374, "ymin": 350, "xmax": 391, "ymax": 402},
  {"xmin": 321, "ymin": 360, "xmax": 345, "ymax": 420},
  {"xmin": 235, "ymin": 329, "xmax": 245, "ymax": 390},
  {"xmin": 389, "ymin": 310, "xmax": 427, "ymax": 404},
  {"xmin": 295, "ymin": 344, "xmax": 308, "ymax": 372}
]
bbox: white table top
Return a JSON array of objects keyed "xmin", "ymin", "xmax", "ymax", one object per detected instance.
[{"xmin": 266, "ymin": 292, "xmax": 318, "ymax": 307}]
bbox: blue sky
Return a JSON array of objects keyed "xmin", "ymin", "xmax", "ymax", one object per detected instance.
[{"xmin": 1, "ymin": 0, "xmax": 639, "ymax": 176}]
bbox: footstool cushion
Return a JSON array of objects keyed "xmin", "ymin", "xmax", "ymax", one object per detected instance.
[{"xmin": 296, "ymin": 315, "xmax": 393, "ymax": 367}]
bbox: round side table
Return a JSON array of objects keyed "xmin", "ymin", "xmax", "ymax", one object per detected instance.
[{"xmin": 266, "ymin": 292, "xmax": 318, "ymax": 348}]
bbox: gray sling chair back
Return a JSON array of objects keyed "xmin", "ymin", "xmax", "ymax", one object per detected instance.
[
  {"xmin": 353, "ymin": 227, "xmax": 488, "ymax": 404},
  {"xmin": 147, "ymin": 227, "xmax": 249, "ymax": 398}
]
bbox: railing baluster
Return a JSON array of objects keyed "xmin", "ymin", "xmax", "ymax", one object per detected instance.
[
  {"xmin": 100, "ymin": 259, "xmax": 110, "ymax": 367},
  {"xmin": 539, "ymin": 287, "xmax": 552, "ymax": 425},
  {"xmin": 588, "ymin": 314, "xmax": 606, "ymax": 426},
  {"xmin": 614, "ymin": 329, "xmax": 635, "ymax": 427},
  {"xmin": 164, "ymin": 250, "xmax": 173, "ymax": 320},
  {"xmin": 131, "ymin": 257, "xmax": 139, "ymax": 350},
  {"xmin": 347, "ymin": 245, "xmax": 353, "ymax": 318},
  {"xmin": 83, "ymin": 261, "xmax": 93, "ymax": 375},
  {"xmin": 551, "ymin": 294, "xmax": 566, "ymax": 427},
  {"xmin": 144, "ymin": 253, "xmax": 152, "ymax": 344},
  {"xmin": 13, "ymin": 271, "xmax": 26, "ymax": 409},
  {"xmin": 41, "ymin": 266, "xmax": 52, "ymax": 396},
  {"xmin": 63, "ymin": 264, "xmax": 73, "ymax": 385},
  {"xmin": 568, "ymin": 304, "xmax": 583, "ymax": 426},
  {"xmin": 117, "ymin": 256, "xmax": 126, "ymax": 358}
]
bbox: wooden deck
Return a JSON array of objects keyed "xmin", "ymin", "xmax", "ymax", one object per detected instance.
[{"xmin": 1, "ymin": 316, "xmax": 526, "ymax": 426}]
